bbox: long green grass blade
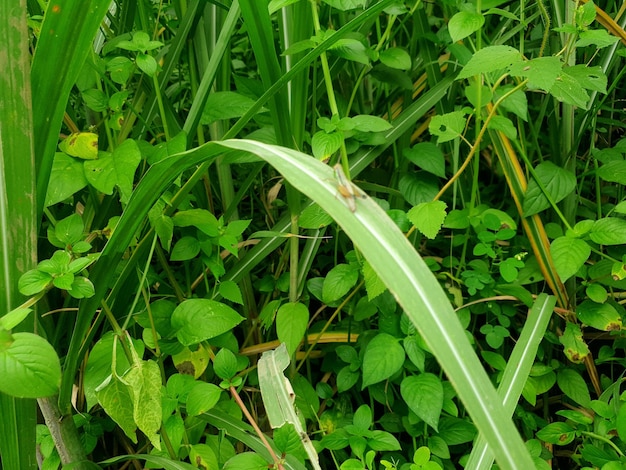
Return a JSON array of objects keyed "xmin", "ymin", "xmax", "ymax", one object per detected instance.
[
  {"xmin": 31, "ymin": 0, "xmax": 111, "ymax": 218},
  {"xmin": 466, "ymin": 293, "xmax": 556, "ymax": 469},
  {"xmin": 0, "ymin": 1, "xmax": 38, "ymax": 468},
  {"xmin": 217, "ymin": 139, "xmax": 536, "ymax": 469}
]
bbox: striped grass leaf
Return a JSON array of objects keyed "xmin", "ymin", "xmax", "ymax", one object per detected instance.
[
  {"xmin": 466, "ymin": 294, "xmax": 556, "ymax": 469},
  {"xmin": 0, "ymin": 1, "xmax": 38, "ymax": 468}
]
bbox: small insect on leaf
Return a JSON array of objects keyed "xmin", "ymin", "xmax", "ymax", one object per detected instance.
[{"xmin": 333, "ymin": 164, "xmax": 366, "ymax": 212}]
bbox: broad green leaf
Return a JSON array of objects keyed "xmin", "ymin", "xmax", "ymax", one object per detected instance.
[
  {"xmin": 68, "ymin": 276, "xmax": 95, "ymax": 299},
  {"xmin": 171, "ymin": 299, "xmax": 244, "ymax": 346},
  {"xmin": 437, "ymin": 417, "xmax": 476, "ymax": 445},
  {"xmin": 45, "ymin": 152, "xmax": 88, "ymax": 206},
  {"xmin": 171, "ymin": 345, "xmax": 210, "ymax": 379},
  {"xmin": 219, "ymin": 280, "xmax": 243, "ymax": 305},
  {"xmin": 577, "ymin": 300, "xmax": 622, "ymax": 331},
  {"xmin": 407, "ymin": 201, "xmax": 447, "ymax": 239},
  {"xmin": 213, "ymin": 348, "xmax": 239, "ymax": 380},
  {"xmin": 558, "ymin": 322, "xmax": 589, "ymax": 363},
  {"xmin": 81, "ymin": 88, "xmax": 108, "ymax": 112},
  {"xmin": 589, "ymin": 218, "xmax": 626, "ymax": 245},
  {"xmin": 448, "ymin": 11, "xmax": 485, "ymax": 43},
  {"xmin": 586, "ymin": 284, "xmax": 607, "ymax": 303},
  {"xmin": 576, "ymin": 0, "xmax": 596, "ymax": 27},
  {"xmin": 55, "ymin": 213, "xmax": 84, "ymax": 246},
  {"xmin": 495, "ymin": 86, "xmax": 528, "ymax": 121},
  {"xmin": 84, "ymin": 333, "xmax": 145, "ymax": 411},
  {"xmin": 223, "ymin": 452, "xmax": 269, "ymax": 470},
  {"xmin": 536, "ymin": 422, "xmax": 575, "ymax": 445},
  {"xmin": 124, "ymin": 359, "xmax": 162, "ymax": 450},
  {"xmin": 523, "ymin": 162, "xmax": 576, "ymax": 216},
  {"xmin": 399, "ymin": 172, "xmax": 439, "ymax": 205},
  {"xmin": 457, "ymin": 45, "xmax": 521, "ymax": 79},
  {"xmin": 84, "ymin": 139, "xmax": 141, "ymax": 204},
  {"xmin": 186, "ymin": 383, "xmax": 223, "ymax": 416},
  {"xmin": 557, "ymin": 368, "xmax": 591, "ymax": 408},
  {"xmin": 311, "ymin": 130, "xmax": 343, "ymax": 160},
  {"xmin": 403, "ymin": 143, "xmax": 446, "ymax": 178},
  {"xmin": 353, "ymin": 404, "xmax": 372, "ymax": 429},
  {"xmin": 276, "ymin": 302, "xmax": 309, "ymax": 357},
  {"xmin": 190, "ymin": 444, "xmax": 219, "ymax": 470},
  {"xmin": 201, "ymin": 91, "xmax": 263, "ymax": 125},
  {"xmin": 487, "ymin": 115, "xmax": 517, "ymax": 140},
  {"xmin": 429, "ymin": 111, "xmax": 467, "ymax": 143},
  {"xmin": 597, "ymin": 160, "xmax": 626, "ymax": 184},
  {"xmin": 361, "ymin": 333, "xmax": 405, "ymax": 388},
  {"xmin": 576, "ymin": 29, "xmax": 620, "ymax": 49},
  {"xmin": 564, "ymin": 65, "xmax": 607, "ymax": 93},
  {"xmin": 550, "ymin": 237, "xmax": 590, "ymax": 281},
  {"xmin": 363, "ymin": 259, "xmax": 386, "ymax": 300},
  {"xmin": 509, "ymin": 56, "xmax": 562, "ymax": 91},
  {"xmin": 464, "ymin": 82, "xmax": 493, "ymax": 109},
  {"xmin": 550, "ymin": 72, "xmax": 589, "ymax": 109},
  {"xmin": 172, "ymin": 208, "xmax": 220, "ymax": 236},
  {"xmin": 330, "ymin": 38, "xmax": 370, "ymax": 65},
  {"xmin": 322, "ymin": 264, "xmax": 359, "ymax": 304},
  {"xmin": 351, "ymin": 115, "xmax": 393, "ymax": 133},
  {"xmin": 170, "ymin": 236, "xmax": 200, "ymax": 261},
  {"xmin": 136, "ymin": 53, "xmax": 158, "ymax": 76},
  {"xmin": 368, "ymin": 430, "xmax": 401, "ymax": 451},
  {"xmin": 379, "ymin": 47, "xmax": 411, "ymax": 70},
  {"xmin": 401, "ymin": 374, "xmax": 443, "ymax": 431},
  {"xmin": 59, "ymin": 132, "xmax": 98, "ymax": 160},
  {"xmin": 404, "ymin": 335, "xmax": 426, "ymax": 371},
  {"xmin": 0, "ymin": 332, "xmax": 61, "ymax": 398},
  {"xmin": 18, "ymin": 269, "xmax": 52, "ymax": 296},
  {"xmin": 96, "ymin": 375, "xmax": 137, "ymax": 442}
]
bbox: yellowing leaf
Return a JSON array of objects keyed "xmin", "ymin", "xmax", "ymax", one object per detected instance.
[{"xmin": 59, "ymin": 132, "xmax": 99, "ymax": 160}]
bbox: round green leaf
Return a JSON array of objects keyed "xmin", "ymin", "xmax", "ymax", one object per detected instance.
[
  {"xmin": 407, "ymin": 201, "xmax": 447, "ymax": 239},
  {"xmin": 557, "ymin": 368, "xmax": 591, "ymax": 408},
  {"xmin": 577, "ymin": 300, "xmax": 622, "ymax": 331},
  {"xmin": 404, "ymin": 143, "xmax": 446, "ymax": 178},
  {"xmin": 550, "ymin": 236, "xmax": 591, "ymax": 282},
  {"xmin": 186, "ymin": 383, "xmax": 223, "ymax": 416},
  {"xmin": 536, "ymin": 422, "xmax": 575, "ymax": 445},
  {"xmin": 361, "ymin": 333, "xmax": 405, "ymax": 388},
  {"xmin": 213, "ymin": 348, "xmax": 239, "ymax": 380},
  {"xmin": 0, "ymin": 332, "xmax": 61, "ymax": 398},
  {"xmin": 448, "ymin": 11, "xmax": 485, "ymax": 43},
  {"xmin": 312, "ymin": 130, "xmax": 343, "ymax": 160},
  {"xmin": 223, "ymin": 452, "xmax": 269, "ymax": 470},
  {"xmin": 322, "ymin": 264, "xmax": 359, "ymax": 304},
  {"xmin": 590, "ymin": 217, "xmax": 626, "ymax": 245},
  {"xmin": 276, "ymin": 302, "xmax": 309, "ymax": 357},
  {"xmin": 45, "ymin": 152, "xmax": 89, "ymax": 206},
  {"xmin": 18, "ymin": 269, "xmax": 52, "ymax": 295},
  {"xmin": 379, "ymin": 47, "xmax": 411, "ymax": 70},
  {"xmin": 401, "ymin": 373, "xmax": 443, "ymax": 431},
  {"xmin": 171, "ymin": 299, "xmax": 244, "ymax": 346},
  {"xmin": 523, "ymin": 162, "xmax": 576, "ymax": 217}
]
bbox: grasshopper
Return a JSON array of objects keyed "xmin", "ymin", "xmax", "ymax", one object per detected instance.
[{"xmin": 333, "ymin": 163, "xmax": 366, "ymax": 212}]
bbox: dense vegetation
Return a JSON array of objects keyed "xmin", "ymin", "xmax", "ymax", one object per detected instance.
[{"xmin": 2, "ymin": 0, "xmax": 626, "ymax": 469}]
